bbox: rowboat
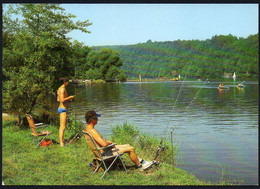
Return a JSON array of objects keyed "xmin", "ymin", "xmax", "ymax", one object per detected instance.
[{"xmin": 237, "ymin": 81, "xmax": 245, "ymax": 88}]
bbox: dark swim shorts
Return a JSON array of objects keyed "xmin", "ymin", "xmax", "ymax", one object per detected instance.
[{"xmin": 58, "ymin": 107, "xmax": 68, "ymax": 114}]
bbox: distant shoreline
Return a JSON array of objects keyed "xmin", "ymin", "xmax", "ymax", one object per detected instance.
[{"xmin": 71, "ymin": 78, "xmax": 257, "ymax": 84}]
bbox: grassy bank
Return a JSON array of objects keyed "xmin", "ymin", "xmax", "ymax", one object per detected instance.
[{"xmin": 2, "ymin": 115, "xmax": 206, "ymax": 185}]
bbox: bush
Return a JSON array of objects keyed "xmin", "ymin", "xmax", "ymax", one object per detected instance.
[
  {"xmin": 66, "ymin": 113, "xmax": 85, "ymax": 140},
  {"xmin": 111, "ymin": 122, "xmax": 140, "ymax": 145}
]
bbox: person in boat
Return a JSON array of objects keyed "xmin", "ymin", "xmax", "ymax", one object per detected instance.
[
  {"xmin": 84, "ymin": 110, "xmax": 153, "ymax": 171},
  {"xmin": 238, "ymin": 82, "xmax": 244, "ymax": 87},
  {"xmin": 57, "ymin": 77, "xmax": 75, "ymax": 147}
]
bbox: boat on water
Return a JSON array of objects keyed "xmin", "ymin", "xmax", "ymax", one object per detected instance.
[
  {"xmin": 237, "ymin": 84, "xmax": 244, "ymax": 88},
  {"xmin": 237, "ymin": 81, "xmax": 245, "ymax": 88},
  {"xmin": 218, "ymin": 83, "xmax": 229, "ymax": 89}
]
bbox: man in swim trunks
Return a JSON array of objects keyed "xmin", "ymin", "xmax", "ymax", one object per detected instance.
[
  {"xmin": 84, "ymin": 110, "xmax": 153, "ymax": 171},
  {"xmin": 57, "ymin": 77, "xmax": 75, "ymax": 147}
]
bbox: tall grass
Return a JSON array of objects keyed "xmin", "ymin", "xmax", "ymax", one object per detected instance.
[
  {"xmin": 2, "ymin": 116, "xmax": 205, "ymax": 185},
  {"xmin": 110, "ymin": 122, "xmax": 178, "ymax": 165}
]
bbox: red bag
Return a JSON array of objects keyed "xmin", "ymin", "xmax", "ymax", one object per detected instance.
[{"xmin": 40, "ymin": 140, "xmax": 51, "ymax": 146}]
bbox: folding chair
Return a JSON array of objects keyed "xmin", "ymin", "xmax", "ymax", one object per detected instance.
[
  {"xmin": 82, "ymin": 131, "xmax": 127, "ymax": 179},
  {"xmin": 26, "ymin": 114, "xmax": 52, "ymax": 148}
]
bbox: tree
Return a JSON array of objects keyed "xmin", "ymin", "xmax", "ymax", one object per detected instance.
[
  {"xmin": 3, "ymin": 4, "xmax": 92, "ymax": 126},
  {"xmin": 94, "ymin": 33, "xmax": 258, "ymax": 79},
  {"xmin": 84, "ymin": 48, "xmax": 126, "ymax": 81},
  {"xmin": 71, "ymin": 40, "xmax": 92, "ymax": 79}
]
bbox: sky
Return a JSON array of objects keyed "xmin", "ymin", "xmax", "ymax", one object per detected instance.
[{"xmin": 61, "ymin": 4, "xmax": 258, "ymax": 46}]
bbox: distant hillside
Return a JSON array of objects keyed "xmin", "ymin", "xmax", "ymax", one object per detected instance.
[{"xmin": 93, "ymin": 34, "xmax": 258, "ymax": 79}]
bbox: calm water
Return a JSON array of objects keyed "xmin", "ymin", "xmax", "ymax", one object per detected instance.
[{"xmin": 65, "ymin": 80, "xmax": 258, "ymax": 184}]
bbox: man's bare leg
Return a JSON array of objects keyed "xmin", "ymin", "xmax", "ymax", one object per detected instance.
[{"xmin": 116, "ymin": 145, "xmax": 140, "ymax": 165}]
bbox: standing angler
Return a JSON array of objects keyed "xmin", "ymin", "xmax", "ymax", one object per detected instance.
[{"xmin": 57, "ymin": 77, "xmax": 75, "ymax": 147}]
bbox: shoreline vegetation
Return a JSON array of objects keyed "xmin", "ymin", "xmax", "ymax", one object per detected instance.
[
  {"xmin": 71, "ymin": 77, "xmax": 254, "ymax": 84},
  {"xmin": 2, "ymin": 114, "xmax": 236, "ymax": 185},
  {"xmin": 93, "ymin": 34, "xmax": 258, "ymax": 79}
]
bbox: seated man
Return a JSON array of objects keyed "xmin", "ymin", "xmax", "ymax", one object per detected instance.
[{"xmin": 84, "ymin": 110, "xmax": 153, "ymax": 171}]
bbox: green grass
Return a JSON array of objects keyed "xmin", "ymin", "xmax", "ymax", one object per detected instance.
[{"xmin": 2, "ymin": 116, "xmax": 207, "ymax": 185}]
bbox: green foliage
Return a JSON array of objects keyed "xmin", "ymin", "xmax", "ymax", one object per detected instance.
[
  {"xmin": 117, "ymin": 70, "xmax": 127, "ymax": 81},
  {"xmin": 83, "ymin": 48, "xmax": 126, "ymax": 81},
  {"xmin": 94, "ymin": 33, "xmax": 258, "ymax": 79},
  {"xmin": 2, "ymin": 4, "xmax": 92, "ymax": 126},
  {"xmin": 111, "ymin": 122, "xmax": 140, "ymax": 144},
  {"xmin": 3, "ymin": 5, "xmax": 125, "ymax": 126},
  {"xmin": 85, "ymin": 68, "xmax": 103, "ymax": 80},
  {"xmin": 110, "ymin": 122, "xmax": 177, "ymax": 165},
  {"xmin": 71, "ymin": 40, "xmax": 92, "ymax": 79},
  {"xmin": 66, "ymin": 113, "xmax": 84, "ymax": 138},
  {"xmin": 4, "ymin": 4, "xmax": 92, "ymax": 36}
]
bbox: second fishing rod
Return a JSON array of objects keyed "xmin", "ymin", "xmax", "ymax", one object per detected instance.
[{"xmin": 67, "ymin": 81, "xmax": 106, "ymax": 143}]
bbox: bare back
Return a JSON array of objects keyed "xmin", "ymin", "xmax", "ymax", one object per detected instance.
[{"xmin": 85, "ymin": 127, "xmax": 107, "ymax": 147}]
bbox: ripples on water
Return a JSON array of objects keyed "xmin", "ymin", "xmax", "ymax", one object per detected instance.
[{"xmin": 65, "ymin": 80, "xmax": 258, "ymax": 185}]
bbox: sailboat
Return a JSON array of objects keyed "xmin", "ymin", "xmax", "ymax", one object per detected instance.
[
  {"xmin": 233, "ymin": 72, "xmax": 236, "ymax": 79},
  {"xmin": 232, "ymin": 72, "xmax": 236, "ymax": 81}
]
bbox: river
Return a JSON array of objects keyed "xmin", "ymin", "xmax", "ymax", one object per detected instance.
[{"xmin": 64, "ymin": 79, "xmax": 258, "ymax": 184}]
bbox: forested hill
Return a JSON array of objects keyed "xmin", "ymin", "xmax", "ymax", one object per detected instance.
[{"xmin": 93, "ymin": 34, "xmax": 258, "ymax": 79}]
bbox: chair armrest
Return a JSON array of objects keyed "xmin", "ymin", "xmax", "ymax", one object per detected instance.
[
  {"xmin": 35, "ymin": 124, "xmax": 49, "ymax": 128},
  {"xmin": 35, "ymin": 123, "xmax": 43, "ymax": 126},
  {"xmin": 98, "ymin": 143, "xmax": 117, "ymax": 150}
]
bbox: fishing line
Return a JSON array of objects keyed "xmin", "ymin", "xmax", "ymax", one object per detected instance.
[
  {"xmin": 70, "ymin": 81, "xmax": 105, "ymax": 114},
  {"xmin": 68, "ymin": 81, "xmax": 106, "ymax": 143},
  {"xmin": 74, "ymin": 81, "xmax": 105, "ymax": 97},
  {"xmin": 152, "ymin": 62, "xmax": 193, "ymax": 161},
  {"xmin": 161, "ymin": 62, "xmax": 192, "ymax": 142},
  {"xmin": 167, "ymin": 78, "xmax": 209, "ymax": 138},
  {"xmin": 165, "ymin": 79, "xmax": 208, "ymax": 165}
]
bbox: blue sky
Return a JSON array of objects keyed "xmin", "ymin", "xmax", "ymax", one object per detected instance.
[{"xmin": 62, "ymin": 4, "xmax": 258, "ymax": 46}]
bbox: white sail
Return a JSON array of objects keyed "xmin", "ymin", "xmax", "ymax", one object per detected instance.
[
  {"xmin": 233, "ymin": 72, "xmax": 236, "ymax": 78},
  {"xmin": 178, "ymin": 74, "xmax": 181, "ymax": 79}
]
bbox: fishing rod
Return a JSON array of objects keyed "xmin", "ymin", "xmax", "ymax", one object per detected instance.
[
  {"xmin": 151, "ymin": 62, "xmax": 193, "ymax": 163},
  {"xmin": 160, "ymin": 62, "xmax": 192, "ymax": 145},
  {"xmin": 68, "ymin": 80, "xmax": 113, "ymax": 143},
  {"xmin": 168, "ymin": 78, "xmax": 209, "ymax": 136},
  {"xmin": 152, "ymin": 145, "xmax": 165, "ymax": 165},
  {"xmin": 73, "ymin": 81, "xmax": 105, "ymax": 97},
  {"xmin": 166, "ymin": 79, "xmax": 209, "ymax": 165}
]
